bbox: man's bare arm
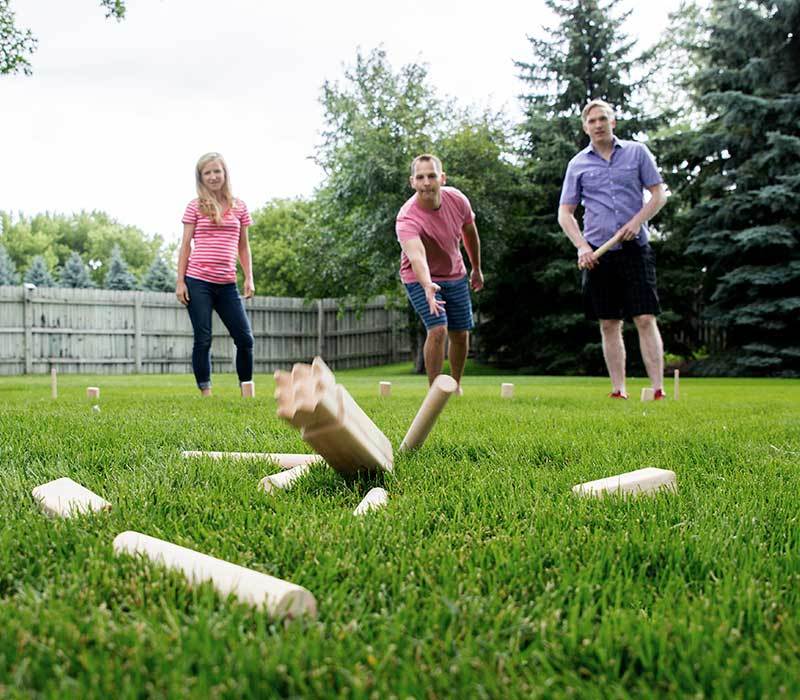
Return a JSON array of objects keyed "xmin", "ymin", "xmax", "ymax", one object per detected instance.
[
  {"xmin": 461, "ymin": 222, "xmax": 484, "ymax": 291},
  {"xmin": 558, "ymin": 204, "xmax": 597, "ymax": 270},
  {"xmin": 615, "ymin": 183, "xmax": 668, "ymax": 240},
  {"xmin": 399, "ymin": 237, "xmax": 445, "ymax": 316}
]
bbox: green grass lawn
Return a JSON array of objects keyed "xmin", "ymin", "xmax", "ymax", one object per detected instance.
[{"xmin": 1, "ymin": 365, "xmax": 799, "ymax": 698}]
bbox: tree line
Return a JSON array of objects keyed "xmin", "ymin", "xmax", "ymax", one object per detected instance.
[
  {"xmin": 2, "ymin": 0, "xmax": 797, "ymax": 376},
  {"xmin": 248, "ymin": 0, "xmax": 799, "ymax": 377},
  {"xmin": 0, "ymin": 211, "xmax": 175, "ymax": 291}
]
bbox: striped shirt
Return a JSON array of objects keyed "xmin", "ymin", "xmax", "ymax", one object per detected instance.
[{"xmin": 182, "ymin": 198, "xmax": 252, "ymax": 284}]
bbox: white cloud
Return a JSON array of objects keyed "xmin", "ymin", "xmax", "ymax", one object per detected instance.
[{"xmin": 2, "ymin": 0, "xmax": 678, "ymax": 244}]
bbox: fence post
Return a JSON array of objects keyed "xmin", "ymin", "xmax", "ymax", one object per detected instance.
[
  {"xmin": 133, "ymin": 294, "xmax": 142, "ymax": 373},
  {"xmin": 23, "ymin": 285, "xmax": 33, "ymax": 374},
  {"xmin": 317, "ymin": 299, "xmax": 325, "ymax": 359}
]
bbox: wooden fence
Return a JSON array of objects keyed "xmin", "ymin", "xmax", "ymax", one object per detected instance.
[{"xmin": 0, "ymin": 286, "xmax": 411, "ymax": 375}]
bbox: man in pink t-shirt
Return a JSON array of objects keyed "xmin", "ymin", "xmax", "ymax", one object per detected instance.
[{"xmin": 396, "ymin": 154, "xmax": 484, "ymax": 391}]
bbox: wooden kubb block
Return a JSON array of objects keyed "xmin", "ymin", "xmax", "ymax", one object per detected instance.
[
  {"xmin": 259, "ymin": 463, "xmax": 313, "ymax": 493},
  {"xmin": 181, "ymin": 451, "xmax": 321, "ymax": 469},
  {"xmin": 379, "ymin": 381, "xmax": 391, "ymax": 397},
  {"xmin": 32, "ymin": 477, "xmax": 111, "ymax": 517},
  {"xmin": 274, "ymin": 356, "xmax": 393, "ymax": 476},
  {"xmin": 501, "ymin": 382, "xmax": 514, "ymax": 399},
  {"xmin": 86, "ymin": 387, "xmax": 100, "ymax": 399},
  {"xmin": 641, "ymin": 387, "xmax": 654, "ymax": 402},
  {"xmin": 241, "ymin": 381, "xmax": 255, "ymax": 398},
  {"xmin": 113, "ymin": 531, "xmax": 317, "ymax": 619},
  {"xmin": 572, "ymin": 467, "xmax": 677, "ymax": 498},
  {"xmin": 353, "ymin": 487, "xmax": 388, "ymax": 516}
]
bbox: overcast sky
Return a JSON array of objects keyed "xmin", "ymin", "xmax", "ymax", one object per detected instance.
[{"xmin": 2, "ymin": 0, "xmax": 680, "ymax": 246}]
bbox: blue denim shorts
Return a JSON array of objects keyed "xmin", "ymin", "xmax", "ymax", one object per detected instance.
[{"xmin": 404, "ymin": 276, "xmax": 474, "ymax": 331}]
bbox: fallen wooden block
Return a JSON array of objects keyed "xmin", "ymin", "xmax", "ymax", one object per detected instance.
[
  {"xmin": 501, "ymin": 382, "xmax": 514, "ymax": 399},
  {"xmin": 113, "ymin": 531, "xmax": 316, "ymax": 619},
  {"xmin": 674, "ymin": 369, "xmax": 680, "ymax": 401},
  {"xmin": 379, "ymin": 381, "xmax": 391, "ymax": 397},
  {"xmin": 32, "ymin": 477, "xmax": 111, "ymax": 517},
  {"xmin": 274, "ymin": 356, "xmax": 393, "ymax": 475},
  {"xmin": 86, "ymin": 386, "xmax": 100, "ymax": 400},
  {"xmin": 572, "ymin": 467, "xmax": 677, "ymax": 498},
  {"xmin": 181, "ymin": 451, "xmax": 321, "ymax": 469},
  {"xmin": 641, "ymin": 387, "xmax": 654, "ymax": 402},
  {"xmin": 398, "ymin": 374, "xmax": 458, "ymax": 451},
  {"xmin": 259, "ymin": 463, "xmax": 313, "ymax": 493},
  {"xmin": 353, "ymin": 487, "xmax": 388, "ymax": 516},
  {"xmin": 241, "ymin": 381, "xmax": 255, "ymax": 398}
]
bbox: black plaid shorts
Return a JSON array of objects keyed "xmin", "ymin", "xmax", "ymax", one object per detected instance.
[{"xmin": 582, "ymin": 241, "xmax": 661, "ymax": 320}]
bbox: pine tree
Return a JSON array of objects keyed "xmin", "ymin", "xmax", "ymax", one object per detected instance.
[
  {"xmin": 24, "ymin": 255, "xmax": 55, "ymax": 287},
  {"xmin": 480, "ymin": 0, "xmax": 657, "ymax": 372},
  {"xmin": 104, "ymin": 245, "xmax": 138, "ymax": 290},
  {"xmin": 59, "ymin": 251, "xmax": 95, "ymax": 288},
  {"xmin": 141, "ymin": 255, "xmax": 176, "ymax": 292},
  {"xmin": 0, "ymin": 243, "xmax": 20, "ymax": 285},
  {"xmin": 683, "ymin": 0, "xmax": 800, "ymax": 376}
]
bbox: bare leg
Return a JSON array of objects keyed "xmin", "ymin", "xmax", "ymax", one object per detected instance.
[
  {"xmin": 423, "ymin": 325, "xmax": 447, "ymax": 386},
  {"xmin": 600, "ymin": 319, "xmax": 626, "ymax": 393},
  {"xmin": 634, "ymin": 314, "xmax": 664, "ymax": 391},
  {"xmin": 448, "ymin": 330, "xmax": 469, "ymax": 389}
]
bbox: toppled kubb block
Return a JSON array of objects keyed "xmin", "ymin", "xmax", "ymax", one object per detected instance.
[
  {"xmin": 32, "ymin": 477, "xmax": 111, "ymax": 517},
  {"xmin": 353, "ymin": 487, "xmax": 388, "ymax": 516},
  {"xmin": 274, "ymin": 357, "xmax": 393, "ymax": 476},
  {"xmin": 113, "ymin": 531, "xmax": 317, "ymax": 619},
  {"xmin": 259, "ymin": 463, "xmax": 313, "ymax": 493},
  {"xmin": 572, "ymin": 467, "xmax": 677, "ymax": 498},
  {"xmin": 181, "ymin": 451, "xmax": 321, "ymax": 469}
]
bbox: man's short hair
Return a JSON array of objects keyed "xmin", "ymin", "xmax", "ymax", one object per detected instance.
[
  {"xmin": 581, "ymin": 99, "xmax": 615, "ymax": 123},
  {"xmin": 410, "ymin": 154, "xmax": 443, "ymax": 176}
]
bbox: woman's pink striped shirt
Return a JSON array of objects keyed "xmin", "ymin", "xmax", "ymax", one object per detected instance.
[{"xmin": 182, "ymin": 198, "xmax": 252, "ymax": 284}]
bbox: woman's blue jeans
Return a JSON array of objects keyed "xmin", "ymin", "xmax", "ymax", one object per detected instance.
[{"xmin": 184, "ymin": 276, "xmax": 254, "ymax": 389}]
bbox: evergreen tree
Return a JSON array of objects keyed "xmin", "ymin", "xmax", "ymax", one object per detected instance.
[
  {"xmin": 480, "ymin": 0, "xmax": 657, "ymax": 372},
  {"xmin": 141, "ymin": 255, "xmax": 176, "ymax": 292},
  {"xmin": 0, "ymin": 242, "xmax": 20, "ymax": 285},
  {"xmin": 104, "ymin": 245, "xmax": 138, "ymax": 290},
  {"xmin": 24, "ymin": 255, "xmax": 55, "ymax": 287},
  {"xmin": 59, "ymin": 251, "xmax": 95, "ymax": 288},
  {"xmin": 682, "ymin": 0, "xmax": 800, "ymax": 376}
]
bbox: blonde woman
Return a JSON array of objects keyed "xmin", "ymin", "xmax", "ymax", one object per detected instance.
[{"xmin": 176, "ymin": 152, "xmax": 255, "ymax": 396}]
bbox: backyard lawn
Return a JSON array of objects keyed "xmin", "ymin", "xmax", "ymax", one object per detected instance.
[{"xmin": 1, "ymin": 365, "xmax": 798, "ymax": 698}]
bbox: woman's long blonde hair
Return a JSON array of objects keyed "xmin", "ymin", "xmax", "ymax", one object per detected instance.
[{"xmin": 195, "ymin": 152, "xmax": 235, "ymax": 224}]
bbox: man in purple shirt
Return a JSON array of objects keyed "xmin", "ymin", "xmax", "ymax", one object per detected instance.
[{"xmin": 558, "ymin": 99, "xmax": 668, "ymax": 399}]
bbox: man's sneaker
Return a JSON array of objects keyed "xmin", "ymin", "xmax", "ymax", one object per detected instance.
[
  {"xmin": 609, "ymin": 391, "xmax": 628, "ymax": 399},
  {"xmin": 653, "ymin": 389, "xmax": 666, "ymax": 400}
]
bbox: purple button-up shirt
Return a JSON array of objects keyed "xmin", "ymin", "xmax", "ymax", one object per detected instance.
[{"xmin": 559, "ymin": 137, "xmax": 663, "ymax": 248}]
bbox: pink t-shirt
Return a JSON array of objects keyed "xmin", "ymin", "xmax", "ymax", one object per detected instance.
[
  {"xmin": 182, "ymin": 198, "xmax": 252, "ymax": 284},
  {"xmin": 396, "ymin": 187, "xmax": 475, "ymax": 284}
]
